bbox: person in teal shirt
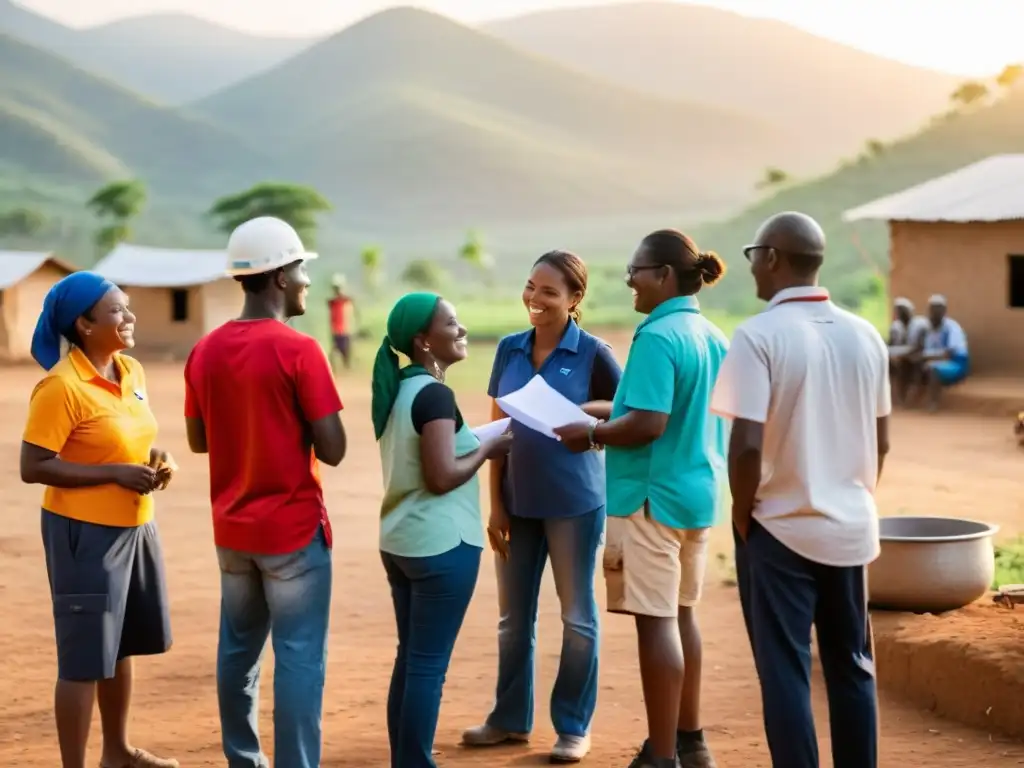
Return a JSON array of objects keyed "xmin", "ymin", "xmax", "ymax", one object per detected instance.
[
  {"xmin": 556, "ymin": 230, "xmax": 729, "ymax": 768},
  {"xmin": 372, "ymin": 293, "xmax": 512, "ymax": 768}
]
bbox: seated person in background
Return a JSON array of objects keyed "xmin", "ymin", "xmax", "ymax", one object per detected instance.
[
  {"xmin": 918, "ymin": 294, "xmax": 969, "ymax": 412},
  {"xmin": 887, "ymin": 296, "xmax": 929, "ymax": 405}
]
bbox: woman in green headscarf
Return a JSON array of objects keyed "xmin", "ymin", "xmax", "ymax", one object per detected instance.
[{"xmin": 372, "ymin": 292, "xmax": 512, "ymax": 768}]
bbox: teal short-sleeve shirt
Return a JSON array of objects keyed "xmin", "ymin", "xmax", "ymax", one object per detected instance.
[{"xmin": 605, "ymin": 295, "xmax": 730, "ymax": 530}]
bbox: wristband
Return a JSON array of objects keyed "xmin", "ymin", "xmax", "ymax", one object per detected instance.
[{"xmin": 588, "ymin": 419, "xmax": 605, "ymax": 450}]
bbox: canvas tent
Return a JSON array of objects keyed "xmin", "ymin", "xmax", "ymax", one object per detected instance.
[
  {"xmin": 0, "ymin": 251, "xmax": 74, "ymax": 362},
  {"xmin": 94, "ymin": 244, "xmax": 239, "ymax": 358},
  {"xmin": 844, "ymin": 154, "xmax": 1024, "ymax": 372}
]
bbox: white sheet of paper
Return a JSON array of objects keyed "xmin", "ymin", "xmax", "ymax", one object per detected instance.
[
  {"xmin": 471, "ymin": 417, "xmax": 511, "ymax": 443},
  {"xmin": 497, "ymin": 375, "xmax": 591, "ymax": 439}
]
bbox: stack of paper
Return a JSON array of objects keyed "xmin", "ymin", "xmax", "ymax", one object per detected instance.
[
  {"xmin": 496, "ymin": 375, "xmax": 592, "ymax": 439},
  {"xmin": 471, "ymin": 417, "xmax": 511, "ymax": 442}
]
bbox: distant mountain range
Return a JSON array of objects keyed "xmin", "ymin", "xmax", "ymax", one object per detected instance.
[
  {"xmin": 0, "ymin": 1, "xmax": 1004, "ymax": 281},
  {"xmin": 484, "ymin": 2, "xmax": 962, "ymax": 169},
  {"xmin": 193, "ymin": 7, "xmax": 793, "ymax": 228},
  {"xmin": 0, "ymin": 0, "xmax": 312, "ymax": 103}
]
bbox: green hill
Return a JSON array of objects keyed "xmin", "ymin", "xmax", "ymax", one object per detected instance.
[
  {"xmin": 0, "ymin": 32, "xmax": 271, "ymax": 193},
  {"xmin": 691, "ymin": 89, "xmax": 1024, "ymax": 312},
  {"xmin": 0, "ymin": 1, "xmax": 313, "ymax": 103},
  {"xmin": 195, "ymin": 7, "xmax": 795, "ymax": 230},
  {"xmin": 486, "ymin": 2, "xmax": 961, "ymax": 173}
]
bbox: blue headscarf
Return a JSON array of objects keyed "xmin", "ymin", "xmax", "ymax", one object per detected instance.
[{"xmin": 31, "ymin": 272, "xmax": 116, "ymax": 370}]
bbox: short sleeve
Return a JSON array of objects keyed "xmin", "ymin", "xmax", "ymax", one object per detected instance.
[
  {"xmin": 589, "ymin": 342, "xmax": 622, "ymax": 401},
  {"xmin": 411, "ymin": 383, "xmax": 458, "ymax": 433},
  {"xmin": 619, "ymin": 332, "xmax": 677, "ymax": 415},
  {"xmin": 22, "ymin": 376, "xmax": 79, "ymax": 453},
  {"xmin": 947, "ymin": 322, "xmax": 968, "ymax": 356},
  {"xmin": 710, "ymin": 326, "xmax": 771, "ymax": 423},
  {"xmin": 487, "ymin": 337, "xmax": 509, "ymax": 399},
  {"xmin": 295, "ymin": 338, "xmax": 344, "ymax": 422},
  {"xmin": 183, "ymin": 348, "xmax": 201, "ymax": 419}
]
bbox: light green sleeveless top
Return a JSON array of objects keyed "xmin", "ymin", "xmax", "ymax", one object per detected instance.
[{"xmin": 378, "ymin": 374, "xmax": 484, "ymax": 557}]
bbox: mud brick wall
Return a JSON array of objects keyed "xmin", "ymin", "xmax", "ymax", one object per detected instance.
[{"xmin": 889, "ymin": 220, "xmax": 1024, "ymax": 374}]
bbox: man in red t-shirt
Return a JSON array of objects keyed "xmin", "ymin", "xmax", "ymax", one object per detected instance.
[
  {"xmin": 183, "ymin": 216, "xmax": 346, "ymax": 768},
  {"xmin": 327, "ymin": 274, "xmax": 355, "ymax": 373}
]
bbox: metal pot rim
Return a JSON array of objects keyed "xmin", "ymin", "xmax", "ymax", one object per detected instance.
[{"xmin": 878, "ymin": 515, "xmax": 1000, "ymax": 543}]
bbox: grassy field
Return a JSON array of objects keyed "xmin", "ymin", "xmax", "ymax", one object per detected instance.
[
  {"xmin": 295, "ymin": 273, "xmax": 889, "ymax": 391},
  {"xmin": 995, "ymin": 540, "xmax": 1024, "ymax": 588}
]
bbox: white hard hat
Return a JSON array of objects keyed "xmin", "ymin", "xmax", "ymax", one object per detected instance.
[
  {"xmin": 928, "ymin": 293, "xmax": 947, "ymax": 307},
  {"xmin": 225, "ymin": 217, "xmax": 318, "ymax": 277}
]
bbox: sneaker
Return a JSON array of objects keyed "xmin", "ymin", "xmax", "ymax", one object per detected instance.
[
  {"xmin": 461, "ymin": 723, "xmax": 530, "ymax": 747},
  {"xmin": 627, "ymin": 740, "xmax": 680, "ymax": 768},
  {"xmin": 551, "ymin": 733, "xmax": 591, "ymax": 763},
  {"xmin": 678, "ymin": 744, "xmax": 717, "ymax": 768}
]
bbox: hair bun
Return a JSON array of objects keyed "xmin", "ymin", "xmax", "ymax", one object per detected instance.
[{"xmin": 696, "ymin": 251, "xmax": 726, "ymax": 286}]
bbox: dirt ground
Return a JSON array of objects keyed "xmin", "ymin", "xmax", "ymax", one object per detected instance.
[{"xmin": 1, "ymin": 361, "xmax": 1022, "ymax": 767}]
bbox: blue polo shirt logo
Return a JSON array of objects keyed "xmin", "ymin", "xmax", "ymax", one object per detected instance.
[{"xmin": 559, "ymin": 367, "xmax": 571, "ymax": 375}]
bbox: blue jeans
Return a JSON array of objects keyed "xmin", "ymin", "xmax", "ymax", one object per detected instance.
[
  {"xmin": 735, "ymin": 521, "xmax": 878, "ymax": 768},
  {"xmin": 216, "ymin": 528, "xmax": 332, "ymax": 768},
  {"xmin": 487, "ymin": 508, "xmax": 604, "ymax": 737},
  {"xmin": 382, "ymin": 541, "xmax": 482, "ymax": 768}
]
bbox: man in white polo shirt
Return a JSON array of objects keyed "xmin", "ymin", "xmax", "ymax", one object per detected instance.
[{"xmin": 710, "ymin": 212, "xmax": 891, "ymax": 768}]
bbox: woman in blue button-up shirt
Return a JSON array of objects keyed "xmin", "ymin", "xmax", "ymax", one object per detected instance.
[{"xmin": 461, "ymin": 251, "xmax": 621, "ymax": 763}]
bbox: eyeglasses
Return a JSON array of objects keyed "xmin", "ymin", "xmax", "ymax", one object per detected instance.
[
  {"xmin": 626, "ymin": 264, "xmax": 666, "ymax": 278},
  {"xmin": 742, "ymin": 245, "xmax": 769, "ymax": 262},
  {"xmin": 743, "ymin": 245, "xmax": 823, "ymax": 262}
]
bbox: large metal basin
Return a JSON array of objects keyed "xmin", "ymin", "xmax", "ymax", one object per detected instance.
[{"xmin": 868, "ymin": 516, "xmax": 999, "ymax": 613}]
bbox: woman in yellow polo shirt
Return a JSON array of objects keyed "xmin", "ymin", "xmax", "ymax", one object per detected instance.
[{"xmin": 20, "ymin": 272, "xmax": 179, "ymax": 768}]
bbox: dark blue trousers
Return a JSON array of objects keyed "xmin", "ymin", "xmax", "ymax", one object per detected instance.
[{"xmin": 735, "ymin": 522, "xmax": 878, "ymax": 768}]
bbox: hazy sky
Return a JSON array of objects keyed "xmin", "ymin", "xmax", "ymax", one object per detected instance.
[{"xmin": 20, "ymin": 0, "xmax": 1021, "ymax": 76}]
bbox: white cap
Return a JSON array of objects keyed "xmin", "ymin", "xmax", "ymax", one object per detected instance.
[
  {"xmin": 225, "ymin": 217, "xmax": 318, "ymax": 277},
  {"xmin": 331, "ymin": 273, "xmax": 347, "ymax": 289},
  {"xmin": 928, "ymin": 293, "xmax": 947, "ymax": 307},
  {"xmin": 893, "ymin": 297, "xmax": 914, "ymax": 311}
]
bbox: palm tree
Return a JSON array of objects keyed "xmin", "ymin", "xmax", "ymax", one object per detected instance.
[
  {"xmin": 360, "ymin": 245, "xmax": 383, "ymax": 294},
  {"xmin": 459, "ymin": 229, "xmax": 494, "ymax": 283}
]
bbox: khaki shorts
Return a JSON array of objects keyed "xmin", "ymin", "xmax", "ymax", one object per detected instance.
[{"xmin": 603, "ymin": 508, "xmax": 710, "ymax": 618}]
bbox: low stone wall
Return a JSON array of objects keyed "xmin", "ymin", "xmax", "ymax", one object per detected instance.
[{"xmin": 873, "ymin": 601, "xmax": 1024, "ymax": 739}]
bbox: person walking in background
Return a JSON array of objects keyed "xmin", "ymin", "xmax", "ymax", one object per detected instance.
[
  {"xmin": 886, "ymin": 296, "xmax": 928, "ymax": 405},
  {"xmin": 710, "ymin": 211, "xmax": 890, "ymax": 768},
  {"xmin": 328, "ymin": 274, "xmax": 356, "ymax": 372},
  {"xmin": 183, "ymin": 217, "xmax": 346, "ymax": 768},
  {"xmin": 462, "ymin": 251, "xmax": 621, "ymax": 764},
  {"xmin": 372, "ymin": 292, "xmax": 512, "ymax": 768},
  {"xmin": 556, "ymin": 230, "xmax": 729, "ymax": 768},
  {"xmin": 20, "ymin": 272, "xmax": 178, "ymax": 768}
]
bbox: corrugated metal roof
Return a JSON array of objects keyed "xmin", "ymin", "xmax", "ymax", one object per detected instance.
[
  {"xmin": 843, "ymin": 154, "xmax": 1024, "ymax": 223},
  {"xmin": 0, "ymin": 251, "xmax": 74, "ymax": 290},
  {"xmin": 94, "ymin": 244, "xmax": 229, "ymax": 287}
]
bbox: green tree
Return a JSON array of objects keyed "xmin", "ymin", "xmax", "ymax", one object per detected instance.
[
  {"xmin": 401, "ymin": 259, "xmax": 445, "ymax": 291},
  {"xmin": 996, "ymin": 63, "xmax": 1023, "ymax": 91},
  {"xmin": 459, "ymin": 229, "xmax": 494, "ymax": 283},
  {"xmin": 756, "ymin": 167, "xmax": 790, "ymax": 190},
  {"xmin": 208, "ymin": 182, "xmax": 331, "ymax": 248},
  {"xmin": 87, "ymin": 179, "xmax": 146, "ymax": 253},
  {"xmin": 864, "ymin": 138, "xmax": 886, "ymax": 158},
  {"xmin": 0, "ymin": 208, "xmax": 46, "ymax": 237},
  {"xmin": 360, "ymin": 245, "xmax": 383, "ymax": 294},
  {"xmin": 950, "ymin": 80, "xmax": 990, "ymax": 109}
]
